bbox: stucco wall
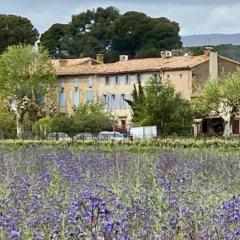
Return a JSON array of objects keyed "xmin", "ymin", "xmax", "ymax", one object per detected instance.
[
  {"xmin": 218, "ymin": 58, "xmax": 240, "ymax": 77},
  {"xmin": 97, "ymin": 73, "xmax": 152, "ymax": 128},
  {"xmin": 162, "ymin": 70, "xmax": 192, "ymax": 99},
  {"xmin": 192, "ymin": 61, "xmax": 210, "ymax": 91},
  {"xmin": 58, "ymin": 75, "xmax": 97, "ymax": 115}
]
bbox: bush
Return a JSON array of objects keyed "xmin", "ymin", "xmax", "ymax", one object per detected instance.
[
  {"xmin": 0, "ymin": 112, "xmax": 16, "ymax": 139},
  {"xmin": 33, "ymin": 117, "xmax": 52, "ymax": 139}
]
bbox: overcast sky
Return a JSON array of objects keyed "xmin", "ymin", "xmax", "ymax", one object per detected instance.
[{"xmin": 1, "ymin": 0, "xmax": 240, "ymax": 36}]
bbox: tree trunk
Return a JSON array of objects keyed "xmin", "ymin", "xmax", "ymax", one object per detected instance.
[
  {"xmin": 16, "ymin": 117, "xmax": 24, "ymax": 139},
  {"xmin": 223, "ymin": 116, "xmax": 233, "ymax": 138}
]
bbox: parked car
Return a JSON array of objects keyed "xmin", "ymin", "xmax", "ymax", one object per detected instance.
[
  {"xmin": 47, "ymin": 132, "xmax": 72, "ymax": 141},
  {"xmin": 74, "ymin": 133, "xmax": 94, "ymax": 141},
  {"xmin": 98, "ymin": 131, "xmax": 125, "ymax": 141}
]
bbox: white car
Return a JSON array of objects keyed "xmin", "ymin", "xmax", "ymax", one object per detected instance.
[
  {"xmin": 74, "ymin": 133, "xmax": 94, "ymax": 140},
  {"xmin": 47, "ymin": 132, "xmax": 72, "ymax": 141},
  {"xmin": 98, "ymin": 131, "xmax": 125, "ymax": 141}
]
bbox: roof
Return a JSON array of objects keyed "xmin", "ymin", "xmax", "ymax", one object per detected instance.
[
  {"xmin": 55, "ymin": 54, "xmax": 240, "ymax": 76},
  {"xmin": 218, "ymin": 55, "xmax": 240, "ymax": 66},
  {"xmin": 95, "ymin": 55, "xmax": 209, "ymax": 75},
  {"xmin": 52, "ymin": 57, "xmax": 101, "ymax": 69}
]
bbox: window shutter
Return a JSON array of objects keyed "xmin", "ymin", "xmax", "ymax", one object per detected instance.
[
  {"xmin": 88, "ymin": 77, "xmax": 93, "ymax": 87},
  {"xmin": 73, "ymin": 78, "xmax": 79, "ymax": 87},
  {"xmin": 73, "ymin": 91, "xmax": 80, "ymax": 106},
  {"xmin": 59, "ymin": 91, "xmax": 66, "ymax": 107},
  {"xmin": 87, "ymin": 91, "xmax": 94, "ymax": 102}
]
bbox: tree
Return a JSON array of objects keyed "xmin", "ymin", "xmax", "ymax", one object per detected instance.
[
  {"xmin": 0, "ymin": 45, "xmax": 56, "ymax": 138},
  {"xmin": 0, "ymin": 14, "xmax": 39, "ymax": 54},
  {"xmin": 40, "ymin": 23, "xmax": 70, "ymax": 58},
  {"xmin": 194, "ymin": 72, "xmax": 240, "ymax": 137},
  {"xmin": 111, "ymin": 12, "xmax": 182, "ymax": 58},
  {"xmin": 40, "ymin": 7, "xmax": 120, "ymax": 60},
  {"xmin": 33, "ymin": 117, "xmax": 52, "ymax": 139},
  {"xmin": 144, "ymin": 78, "xmax": 193, "ymax": 136},
  {"xmin": 74, "ymin": 102, "xmax": 115, "ymax": 134},
  {"xmin": 124, "ymin": 77, "xmax": 146, "ymax": 122},
  {"xmin": 127, "ymin": 77, "xmax": 193, "ymax": 136},
  {"xmin": 40, "ymin": 7, "xmax": 181, "ymax": 62},
  {"xmin": 111, "ymin": 12, "xmax": 152, "ymax": 58},
  {"xmin": 50, "ymin": 114, "xmax": 76, "ymax": 137},
  {"xmin": 0, "ymin": 95, "xmax": 16, "ymax": 138}
]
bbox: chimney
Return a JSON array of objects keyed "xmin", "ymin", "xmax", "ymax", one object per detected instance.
[
  {"xmin": 160, "ymin": 50, "xmax": 172, "ymax": 59},
  {"xmin": 160, "ymin": 51, "xmax": 165, "ymax": 59},
  {"xmin": 119, "ymin": 55, "xmax": 128, "ymax": 61},
  {"xmin": 204, "ymin": 46, "xmax": 214, "ymax": 56},
  {"xmin": 209, "ymin": 50, "xmax": 218, "ymax": 80},
  {"xmin": 96, "ymin": 54, "xmax": 104, "ymax": 63}
]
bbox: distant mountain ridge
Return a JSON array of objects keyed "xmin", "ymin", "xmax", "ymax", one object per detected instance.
[{"xmin": 182, "ymin": 33, "xmax": 240, "ymax": 47}]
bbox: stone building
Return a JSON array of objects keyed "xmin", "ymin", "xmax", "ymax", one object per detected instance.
[{"xmin": 53, "ymin": 49, "xmax": 240, "ymax": 133}]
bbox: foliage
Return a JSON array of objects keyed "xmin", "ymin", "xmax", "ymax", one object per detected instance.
[
  {"xmin": 0, "ymin": 146, "xmax": 240, "ymax": 239},
  {"xmin": 0, "ymin": 113, "xmax": 15, "ymax": 138},
  {"xmin": 2, "ymin": 138, "xmax": 240, "ymax": 149},
  {"xmin": 125, "ymin": 77, "xmax": 145, "ymax": 123},
  {"xmin": 187, "ymin": 44, "xmax": 240, "ymax": 62},
  {"xmin": 0, "ymin": 45, "xmax": 56, "ymax": 138},
  {"xmin": 39, "ymin": 23, "xmax": 70, "ymax": 58},
  {"xmin": 40, "ymin": 7, "xmax": 119, "ymax": 61},
  {"xmin": 40, "ymin": 7, "xmax": 181, "ymax": 62},
  {"xmin": 112, "ymin": 13, "xmax": 181, "ymax": 58},
  {"xmin": 128, "ymin": 77, "xmax": 193, "ymax": 136},
  {"xmin": 0, "ymin": 95, "xmax": 15, "ymax": 138},
  {"xmin": 33, "ymin": 117, "xmax": 52, "ymax": 139},
  {"xmin": 144, "ymin": 79, "xmax": 193, "ymax": 135},
  {"xmin": 50, "ymin": 114, "xmax": 75, "ymax": 136},
  {"xmin": 194, "ymin": 72, "xmax": 240, "ymax": 137},
  {"xmin": 0, "ymin": 14, "xmax": 39, "ymax": 54},
  {"xmin": 74, "ymin": 102, "xmax": 115, "ymax": 134}
]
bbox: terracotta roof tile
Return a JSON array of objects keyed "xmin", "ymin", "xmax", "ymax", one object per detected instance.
[
  {"xmin": 52, "ymin": 57, "xmax": 101, "ymax": 69},
  {"xmin": 56, "ymin": 55, "xmax": 211, "ymax": 76}
]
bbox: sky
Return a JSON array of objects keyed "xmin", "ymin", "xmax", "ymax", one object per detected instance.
[{"xmin": 1, "ymin": 0, "xmax": 240, "ymax": 36}]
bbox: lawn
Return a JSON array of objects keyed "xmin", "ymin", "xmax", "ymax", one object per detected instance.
[{"xmin": 0, "ymin": 144, "xmax": 239, "ymax": 239}]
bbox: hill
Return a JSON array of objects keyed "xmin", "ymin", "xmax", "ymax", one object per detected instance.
[{"xmin": 182, "ymin": 33, "xmax": 240, "ymax": 47}]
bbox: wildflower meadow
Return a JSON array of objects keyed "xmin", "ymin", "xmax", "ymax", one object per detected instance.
[{"xmin": 0, "ymin": 144, "xmax": 239, "ymax": 239}]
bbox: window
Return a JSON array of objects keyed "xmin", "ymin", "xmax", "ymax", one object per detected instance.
[
  {"xmin": 125, "ymin": 75, "xmax": 129, "ymax": 84},
  {"xmin": 59, "ymin": 78, "xmax": 65, "ymax": 87},
  {"xmin": 105, "ymin": 76, "xmax": 110, "ymax": 85},
  {"xmin": 36, "ymin": 95, "xmax": 44, "ymax": 104},
  {"xmin": 59, "ymin": 90, "xmax": 66, "ymax": 107},
  {"xmin": 103, "ymin": 95, "xmax": 108, "ymax": 109},
  {"xmin": 153, "ymin": 72, "xmax": 160, "ymax": 80},
  {"xmin": 86, "ymin": 91, "xmax": 94, "ymax": 102},
  {"xmin": 179, "ymin": 74, "xmax": 183, "ymax": 78},
  {"xmin": 88, "ymin": 77, "xmax": 93, "ymax": 88},
  {"xmin": 121, "ymin": 94, "xmax": 126, "ymax": 109},
  {"xmin": 73, "ymin": 90, "xmax": 80, "ymax": 107},
  {"xmin": 167, "ymin": 74, "xmax": 170, "ymax": 78},
  {"xmin": 110, "ymin": 95, "xmax": 116, "ymax": 109},
  {"xmin": 137, "ymin": 73, "xmax": 141, "ymax": 82},
  {"xmin": 73, "ymin": 78, "xmax": 79, "ymax": 87},
  {"xmin": 115, "ymin": 76, "xmax": 119, "ymax": 85}
]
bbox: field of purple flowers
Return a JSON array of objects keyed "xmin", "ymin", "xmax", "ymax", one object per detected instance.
[{"xmin": 0, "ymin": 145, "xmax": 239, "ymax": 239}]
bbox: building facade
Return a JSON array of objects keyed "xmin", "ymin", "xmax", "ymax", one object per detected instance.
[{"xmin": 54, "ymin": 50, "xmax": 240, "ymax": 133}]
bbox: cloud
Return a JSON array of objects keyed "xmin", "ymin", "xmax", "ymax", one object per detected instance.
[{"xmin": 0, "ymin": 0, "xmax": 239, "ymax": 35}]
